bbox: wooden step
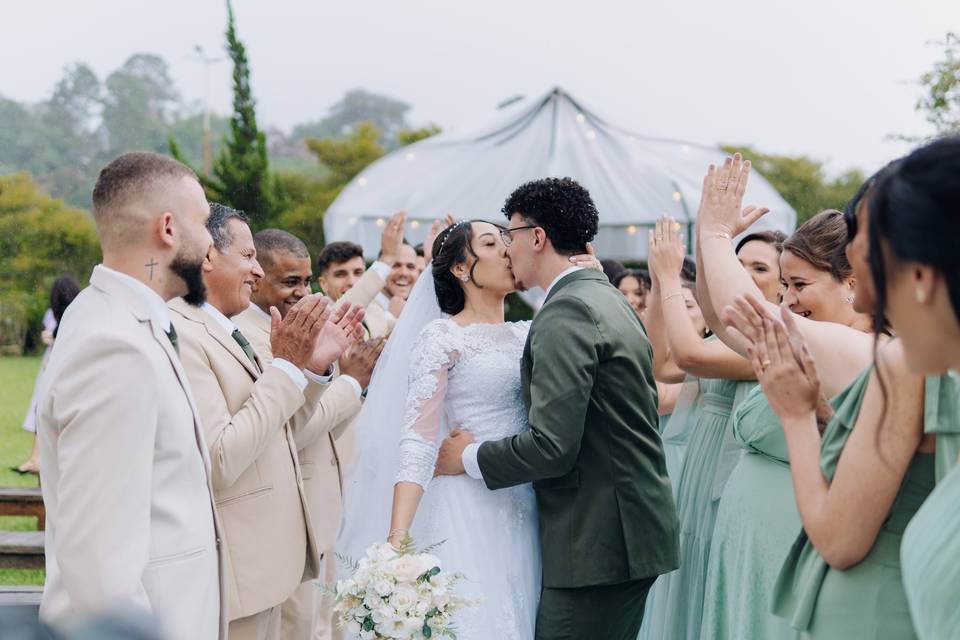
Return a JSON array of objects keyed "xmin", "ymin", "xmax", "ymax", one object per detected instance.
[
  {"xmin": 0, "ymin": 585, "xmax": 42, "ymax": 607},
  {"xmin": 0, "ymin": 487, "xmax": 45, "ymax": 530},
  {"xmin": 0, "ymin": 531, "xmax": 44, "ymax": 569}
]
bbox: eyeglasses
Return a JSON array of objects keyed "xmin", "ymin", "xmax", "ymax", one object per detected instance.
[{"xmin": 499, "ymin": 225, "xmax": 538, "ymax": 247}]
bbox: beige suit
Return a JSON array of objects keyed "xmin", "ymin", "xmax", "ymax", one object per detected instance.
[
  {"xmin": 169, "ymin": 297, "xmax": 326, "ymax": 638},
  {"xmin": 239, "ymin": 267, "xmax": 388, "ymax": 640},
  {"xmin": 37, "ymin": 265, "xmax": 225, "ymax": 639}
]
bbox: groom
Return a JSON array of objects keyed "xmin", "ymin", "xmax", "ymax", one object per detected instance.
[{"xmin": 437, "ymin": 177, "xmax": 679, "ymax": 640}]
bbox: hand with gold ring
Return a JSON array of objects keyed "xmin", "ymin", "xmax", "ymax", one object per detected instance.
[
  {"xmin": 647, "ymin": 215, "xmax": 688, "ymax": 288},
  {"xmin": 697, "ymin": 153, "xmax": 771, "ymax": 239},
  {"xmin": 724, "ymin": 294, "xmax": 821, "ymax": 422}
]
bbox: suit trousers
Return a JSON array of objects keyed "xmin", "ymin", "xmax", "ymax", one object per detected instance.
[
  {"xmin": 535, "ymin": 576, "xmax": 657, "ymax": 640},
  {"xmin": 230, "ymin": 605, "xmax": 282, "ymax": 640},
  {"xmin": 280, "ymin": 552, "xmax": 338, "ymax": 640}
]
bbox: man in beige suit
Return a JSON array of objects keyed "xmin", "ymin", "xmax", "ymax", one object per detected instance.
[
  {"xmin": 171, "ymin": 204, "xmax": 364, "ymax": 640},
  {"xmin": 239, "ymin": 220, "xmax": 402, "ymax": 640},
  {"xmin": 37, "ymin": 152, "xmax": 225, "ymax": 638}
]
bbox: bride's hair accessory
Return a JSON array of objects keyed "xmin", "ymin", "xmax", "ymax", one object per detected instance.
[{"xmin": 437, "ymin": 220, "xmax": 469, "ymax": 258}]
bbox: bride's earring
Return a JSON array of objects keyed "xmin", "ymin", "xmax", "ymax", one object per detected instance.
[
  {"xmin": 460, "ymin": 274, "xmax": 470, "ymax": 283},
  {"xmin": 916, "ymin": 288, "xmax": 927, "ymax": 304}
]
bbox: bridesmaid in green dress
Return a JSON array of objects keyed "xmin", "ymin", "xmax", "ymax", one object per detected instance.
[
  {"xmin": 695, "ymin": 159, "xmax": 877, "ymax": 639},
  {"xmin": 850, "ymin": 139, "xmax": 960, "ymax": 640},
  {"xmin": 640, "ymin": 218, "xmax": 776, "ymax": 640}
]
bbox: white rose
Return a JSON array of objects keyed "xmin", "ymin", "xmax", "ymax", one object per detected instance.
[
  {"xmin": 363, "ymin": 592, "xmax": 381, "ymax": 610},
  {"xmin": 388, "ymin": 556, "xmax": 422, "ymax": 583},
  {"xmin": 359, "ymin": 631, "xmax": 375, "ymax": 640},
  {"xmin": 373, "ymin": 579, "xmax": 394, "ymax": 597},
  {"xmin": 376, "ymin": 543, "xmax": 399, "ymax": 563},
  {"xmin": 390, "ymin": 583, "xmax": 419, "ymax": 613},
  {"xmin": 346, "ymin": 619, "xmax": 362, "ymax": 634},
  {"xmin": 416, "ymin": 554, "xmax": 441, "ymax": 575},
  {"xmin": 414, "ymin": 600, "xmax": 430, "ymax": 617}
]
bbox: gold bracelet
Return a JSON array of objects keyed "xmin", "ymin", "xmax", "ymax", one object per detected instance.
[{"xmin": 662, "ymin": 292, "xmax": 685, "ymax": 304}]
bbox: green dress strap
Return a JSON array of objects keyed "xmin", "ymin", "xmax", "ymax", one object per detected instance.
[{"xmin": 923, "ymin": 371, "xmax": 960, "ymax": 482}]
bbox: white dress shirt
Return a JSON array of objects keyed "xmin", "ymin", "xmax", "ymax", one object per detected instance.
[
  {"xmin": 461, "ymin": 266, "xmax": 584, "ymax": 480},
  {"xmin": 100, "ymin": 265, "xmax": 173, "ymax": 332}
]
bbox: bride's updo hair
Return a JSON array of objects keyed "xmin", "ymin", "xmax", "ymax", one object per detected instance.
[{"xmin": 432, "ymin": 220, "xmax": 479, "ymax": 315}]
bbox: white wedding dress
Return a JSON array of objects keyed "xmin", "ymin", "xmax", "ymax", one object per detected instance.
[
  {"xmin": 394, "ymin": 318, "xmax": 541, "ymax": 639},
  {"xmin": 338, "ymin": 270, "xmax": 541, "ymax": 639}
]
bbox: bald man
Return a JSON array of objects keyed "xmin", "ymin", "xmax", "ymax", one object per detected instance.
[{"xmin": 36, "ymin": 152, "xmax": 225, "ymax": 638}]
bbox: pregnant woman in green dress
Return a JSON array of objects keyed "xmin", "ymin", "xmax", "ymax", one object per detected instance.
[
  {"xmin": 694, "ymin": 159, "xmax": 875, "ymax": 639},
  {"xmin": 851, "ymin": 139, "xmax": 960, "ymax": 640},
  {"xmin": 640, "ymin": 218, "xmax": 782, "ymax": 639}
]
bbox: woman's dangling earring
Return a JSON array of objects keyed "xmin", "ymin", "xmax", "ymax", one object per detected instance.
[{"xmin": 916, "ymin": 288, "xmax": 927, "ymax": 304}]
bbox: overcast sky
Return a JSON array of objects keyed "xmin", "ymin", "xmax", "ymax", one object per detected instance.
[{"xmin": 3, "ymin": 0, "xmax": 958, "ymax": 174}]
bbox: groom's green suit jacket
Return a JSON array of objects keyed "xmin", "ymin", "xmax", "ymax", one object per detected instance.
[{"xmin": 477, "ymin": 269, "xmax": 680, "ymax": 589}]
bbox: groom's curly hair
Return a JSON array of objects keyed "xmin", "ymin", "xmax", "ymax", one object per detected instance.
[{"xmin": 502, "ymin": 177, "xmax": 599, "ymax": 255}]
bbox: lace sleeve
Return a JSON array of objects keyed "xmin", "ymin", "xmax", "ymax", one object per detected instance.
[{"xmin": 396, "ymin": 320, "xmax": 460, "ymax": 489}]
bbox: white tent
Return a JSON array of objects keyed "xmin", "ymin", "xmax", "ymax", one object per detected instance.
[{"xmin": 324, "ymin": 87, "xmax": 796, "ymax": 261}]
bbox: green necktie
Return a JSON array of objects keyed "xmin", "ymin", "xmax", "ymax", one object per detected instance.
[
  {"xmin": 231, "ymin": 329, "xmax": 258, "ymax": 367},
  {"xmin": 165, "ymin": 325, "xmax": 179, "ymax": 356}
]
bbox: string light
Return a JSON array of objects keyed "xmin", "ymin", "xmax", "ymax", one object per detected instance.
[
  {"xmin": 627, "ymin": 225, "xmax": 638, "ymax": 235},
  {"xmin": 376, "ymin": 218, "xmax": 385, "ymax": 227},
  {"xmin": 410, "ymin": 220, "xmax": 421, "ymax": 229},
  {"xmin": 575, "ymin": 113, "xmax": 586, "ymax": 124},
  {"xmin": 672, "ymin": 191, "xmax": 683, "ymax": 201},
  {"xmin": 357, "ymin": 176, "xmax": 369, "ymax": 186},
  {"xmin": 406, "ymin": 152, "xmax": 415, "ymax": 161}
]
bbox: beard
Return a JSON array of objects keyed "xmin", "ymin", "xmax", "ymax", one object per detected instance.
[{"xmin": 169, "ymin": 249, "xmax": 207, "ymax": 306}]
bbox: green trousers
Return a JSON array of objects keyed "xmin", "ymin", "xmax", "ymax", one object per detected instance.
[{"xmin": 535, "ymin": 576, "xmax": 658, "ymax": 640}]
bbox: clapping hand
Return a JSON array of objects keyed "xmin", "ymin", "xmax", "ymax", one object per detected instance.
[
  {"xmin": 723, "ymin": 294, "xmax": 821, "ymax": 422},
  {"xmin": 698, "ymin": 153, "xmax": 770, "ymax": 238},
  {"xmin": 306, "ymin": 301, "xmax": 366, "ymax": 375},
  {"xmin": 422, "ymin": 214, "xmax": 457, "ymax": 264},
  {"xmin": 339, "ymin": 336, "xmax": 386, "ymax": 390},
  {"xmin": 270, "ymin": 294, "xmax": 331, "ymax": 370},
  {"xmin": 648, "ymin": 216, "xmax": 686, "ymax": 283}
]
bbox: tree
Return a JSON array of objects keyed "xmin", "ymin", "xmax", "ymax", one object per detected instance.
[
  {"xmin": 292, "ymin": 89, "xmax": 412, "ymax": 145},
  {"xmin": 396, "ymin": 124, "xmax": 442, "ymax": 146},
  {"xmin": 206, "ymin": 0, "xmax": 284, "ymax": 228},
  {"xmin": 100, "ymin": 54, "xmax": 178, "ymax": 158},
  {"xmin": 916, "ymin": 32, "xmax": 960, "ymax": 137},
  {"xmin": 0, "ymin": 173, "xmax": 100, "ymax": 352},
  {"xmin": 305, "ymin": 121, "xmax": 386, "ymax": 189},
  {"xmin": 721, "ymin": 145, "xmax": 866, "ymax": 225}
]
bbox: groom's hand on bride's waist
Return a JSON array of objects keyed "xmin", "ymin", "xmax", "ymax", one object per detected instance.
[{"xmin": 434, "ymin": 429, "xmax": 474, "ymax": 477}]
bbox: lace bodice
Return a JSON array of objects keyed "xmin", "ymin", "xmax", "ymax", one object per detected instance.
[{"xmin": 396, "ymin": 318, "xmax": 531, "ymax": 488}]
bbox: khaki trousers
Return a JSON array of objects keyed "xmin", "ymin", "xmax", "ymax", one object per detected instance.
[
  {"xmin": 230, "ymin": 605, "xmax": 282, "ymax": 640},
  {"xmin": 280, "ymin": 552, "xmax": 338, "ymax": 640}
]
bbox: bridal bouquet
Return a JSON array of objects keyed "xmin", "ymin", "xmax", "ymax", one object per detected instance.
[{"xmin": 332, "ymin": 540, "xmax": 476, "ymax": 639}]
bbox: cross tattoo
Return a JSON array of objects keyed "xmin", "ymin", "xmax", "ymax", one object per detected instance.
[{"xmin": 145, "ymin": 259, "xmax": 159, "ymax": 280}]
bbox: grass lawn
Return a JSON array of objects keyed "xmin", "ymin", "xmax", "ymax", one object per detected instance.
[{"xmin": 0, "ymin": 356, "xmax": 45, "ymax": 585}]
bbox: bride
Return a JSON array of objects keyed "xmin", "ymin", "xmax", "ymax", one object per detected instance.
[{"xmin": 338, "ymin": 219, "xmax": 598, "ymax": 639}]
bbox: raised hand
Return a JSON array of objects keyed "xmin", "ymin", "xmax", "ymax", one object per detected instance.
[
  {"xmin": 379, "ymin": 211, "xmax": 406, "ymax": 266},
  {"xmin": 422, "ymin": 219, "xmax": 444, "ymax": 264},
  {"xmin": 306, "ymin": 301, "xmax": 366, "ymax": 375},
  {"xmin": 698, "ymin": 153, "xmax": 770, "ymax": 238},
  {"xmin": 270, "ymin": 294, "xmax": 331, "ymax": 370},
  {"xmin": 339, "ymin": 336, "xmax": 386, "ymax": 390},
  {"xmin": 648, "ymin": 216, "xmax": 686, "ymax": 282},
  {"xmin": 568, "ymin": 242, "xmax": 603, "ymax": 271}
]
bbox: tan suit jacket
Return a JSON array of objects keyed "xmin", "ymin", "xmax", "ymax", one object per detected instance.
[
  {"xmin": 233, "ymin": 306, "xmax": 359, "ymax": 552},
  {"xmin": 169, "ymin": 297, "xmax": 325, "ymax": 621},
  {"xmin": 38, "ymin": 266, "xmax": 225, "ymax": 639}
]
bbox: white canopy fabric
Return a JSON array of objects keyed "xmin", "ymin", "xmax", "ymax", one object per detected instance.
[{"xmin": 324, "ymin": 87, "xmax": 796, "ymax": 261}]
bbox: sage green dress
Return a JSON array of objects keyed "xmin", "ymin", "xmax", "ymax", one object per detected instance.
[
  {"xmin": 700, "ymin": 385, "xmax": 800, "ymax": 640},
  {"xmin": 644, "ymin": 377, "xmax": 754, "ymax": 640},
  {"xmin": 638, "ymin": 377, "xmax": 701, "ymax": 640},
  {"xmin": 771, "ymin": 366, "xmax": 935, "ymax": 639},
  {"xmin": 901, "ymin": 371, "xmax": 960, "ymax": 640}
]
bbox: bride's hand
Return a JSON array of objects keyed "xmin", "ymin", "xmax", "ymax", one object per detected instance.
[
  {"xmin": 435, "ymin": 429, "xmax": 474, "ymax": 476},
  {"xmin": 569, "ymin": 242, "xmax": 603, "ymax": 272}
]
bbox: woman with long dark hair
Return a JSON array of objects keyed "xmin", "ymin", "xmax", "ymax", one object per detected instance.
[{"xmin": 15, "ymin": 276, "xmax": 81, "ymax": 474}]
